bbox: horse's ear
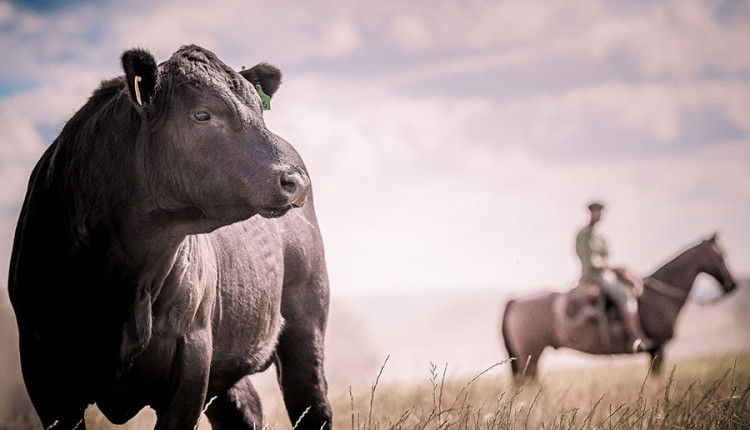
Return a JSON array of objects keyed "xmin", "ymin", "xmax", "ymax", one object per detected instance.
[
  {"xmin": 122, "ymin": 48, "xmax": 159, "ymax": 107},
  {"xmin": 703, "ymin": 232, "xmax": 719, "ymax": 244},
  {"xmin": 240, "ymin": 63, "xmax": 282, "ymax": 98}
]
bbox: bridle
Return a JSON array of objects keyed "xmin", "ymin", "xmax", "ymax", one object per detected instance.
[
  {"xmin": 701, "ymin": 240, "xmax": 735, "ymax": 291},
  {"xmin": 644, "ymin": 240, "xmax": 734, "ymax": 301}
]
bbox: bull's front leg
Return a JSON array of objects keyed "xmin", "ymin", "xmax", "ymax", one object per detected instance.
[
  {"xmin": 19, "ymin": 335, "xmax": 90, "ymax": 430},
  {"xmin": 154, "ymin": 330, "xmax": 212, "ymax": 430},
  {"xmin": 276, "ymin": 278, "xmax": 332, "ymax": 430}
]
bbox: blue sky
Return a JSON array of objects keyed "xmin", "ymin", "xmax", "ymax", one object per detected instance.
[{"xmin": 1, "ymin": 0, "xmax": 749, "ymax": 296}]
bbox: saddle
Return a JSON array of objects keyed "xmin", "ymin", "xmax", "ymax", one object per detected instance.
[
  {"xmin": 564, "ymin": 277, "xmax": 604, "ymax": 320},
  {"xmin": 553, "ymin": 280, "xmax": 615, "ymax": 350},
  {"xmin": 555, "ymin": 268, "xmax": 642, "ymax": 350}
]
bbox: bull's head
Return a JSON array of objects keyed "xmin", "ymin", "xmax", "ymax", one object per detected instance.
[{"xmin": 120, "ymin": 46, "xmax": 310, "ymax": 230}]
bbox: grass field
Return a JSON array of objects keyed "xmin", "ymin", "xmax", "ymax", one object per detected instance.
[
  {"xmin": 2, "ymin": 352, "xmax": 748, "ymax": 429},
  {"xmin": 3, "ymin": 282, "xmax": 749, "ymax": 429},
  {"xmin": 328, "ymin": 352, "xmax": 750, "ymax": 430}
]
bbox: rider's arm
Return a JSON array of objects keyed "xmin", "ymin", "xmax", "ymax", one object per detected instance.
[{"xmin": 576, "ymin": 228, "xmax": 609, "ymax": 273}]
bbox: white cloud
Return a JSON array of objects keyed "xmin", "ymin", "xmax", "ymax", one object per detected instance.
[
  {"xmin": 105, "ymin": 0, "xmax": 367, "ymax": 64},
  {"xmin": 0, "ymin": 62, "xmax": 104, "ymax": 211},
  {"xmin": 0, "ymin": 2, "xmax": 11, "ymax": 25},
  {"xmin": 624, "ymin": 0, "xmax": 750, "ymax": 78},
  {"xmin": 308, "ymin": 136, "xmax": 750, "ymax": 294},
  {"xmin": 373, "ymin": 0, "xmax": 750, "ymax": 85},
  {"xmin": 0, "ymin": 0, "xmax": 748, "ymax": 296},
  {"xmin": 479, "ymin": 79, "xmax": 750, "ymax": 150},
  {"xmin": 0, "ymin": 108, "xmax": 48, "ymax": 208},
  {"xmin": 3, "ymin": 0, "xmax": 749, "ymax": 86},
  {"xmin": 318, "ymin": 20, "xmax": 361, "ymax": 58},
  {"xmin": 262, "ymin": 75, "xmax": 750, "ymax": 294},
  {"xmin": 388, "ymin": 16, "xmax": 431, "ymax": 52}
]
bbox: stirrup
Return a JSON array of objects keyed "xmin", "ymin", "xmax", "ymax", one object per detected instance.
[{"xmin": 632, "ymin": 338, "xmax": 654, "ymax": 353}]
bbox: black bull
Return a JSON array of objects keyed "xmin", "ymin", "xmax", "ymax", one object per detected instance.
[{"xmin": 9, "ymin": 45, "xmax": 331, "ymax": 429}]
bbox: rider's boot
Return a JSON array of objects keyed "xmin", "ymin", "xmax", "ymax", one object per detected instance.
[{"xmin": 622, "ymin": 306, "xmax": 654, "ymax": 353}]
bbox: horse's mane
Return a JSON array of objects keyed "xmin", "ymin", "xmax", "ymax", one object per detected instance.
[{"xmin": 647, "ymin": 236, "xmax": 712, "ymax": 278}]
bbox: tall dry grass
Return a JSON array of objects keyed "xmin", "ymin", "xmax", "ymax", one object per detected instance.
[
  {"xmin": 2, "ymin": 352, "xmax": 748, "ymax": 429},
  {"xmin": 330, "ymin": 352, "xmax": 749, "ymax": 430}
]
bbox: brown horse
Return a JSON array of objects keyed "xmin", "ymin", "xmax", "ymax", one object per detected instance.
[{"xmin": 501, "ymin": 234, "xmax": 738, "ymax": 379}]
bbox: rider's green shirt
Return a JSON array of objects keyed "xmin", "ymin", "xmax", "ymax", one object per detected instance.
[{"xmin": 575, "ymin": 224, "xmax": 609, "ymax": 278}]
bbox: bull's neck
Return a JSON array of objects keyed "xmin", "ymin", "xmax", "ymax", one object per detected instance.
[
  {"xmin": 38, "ymin": 154, "xmax": 190, "ymax": 291},
  {"xmin": 45, "ymin": 141, "xmax": 218, "ymax": 280},
  {"xmin": 103, "ymin": 209, "xmax": 188, "ymax": 282}
]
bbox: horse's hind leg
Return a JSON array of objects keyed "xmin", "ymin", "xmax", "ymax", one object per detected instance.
[
  {"xmin": 521, "ymin": 352, "xmax": 542, "ymax": 380},
  {"xmin": 205, "ymin": 376, "xmax": 263, "ymax": 430},
  {"xmin": 509, "ymin": 350, "xmax": 541, "ymax": 382}
]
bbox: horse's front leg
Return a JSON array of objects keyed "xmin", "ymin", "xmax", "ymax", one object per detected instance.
[
  {"xmin": 154, "ymin": 331, "xmax": 212, "ymax": 430},
  {"xmin": 650, "ymin": 345, "xmax": 665, "ymax": 375}
]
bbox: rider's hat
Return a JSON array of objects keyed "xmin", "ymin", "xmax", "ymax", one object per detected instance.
[{"xmin": 587, "ymin": 201, "xmax": 604, "ymax": 211}]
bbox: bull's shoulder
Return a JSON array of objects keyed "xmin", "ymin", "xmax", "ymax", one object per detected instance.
[{"xmin": 9, "ymin": 142, "xmax": 73, "ymax": 301}]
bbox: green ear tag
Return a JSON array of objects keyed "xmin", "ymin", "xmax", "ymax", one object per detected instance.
[{"xmin": 254, "ymin": 83, "xmax": 271, "ymax": 111}]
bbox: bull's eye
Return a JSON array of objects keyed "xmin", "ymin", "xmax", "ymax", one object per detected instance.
[{"xmin": 193, "ymin": 111, "xmax": 211, "ymax": 122}]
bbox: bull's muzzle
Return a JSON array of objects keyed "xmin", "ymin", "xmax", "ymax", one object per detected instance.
[{"xmin": 278, "ymin": 166, "xmax": 310, "ymax": 208}]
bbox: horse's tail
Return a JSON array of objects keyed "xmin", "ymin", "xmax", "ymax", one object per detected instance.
[{"xmin": 501, "ymin": 299, "xmax": 520, "ymax": 375}]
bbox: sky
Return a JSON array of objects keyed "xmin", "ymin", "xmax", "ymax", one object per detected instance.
[{"xmin": 1, "ymin": 0, "xmax": 749, "ymax": 298}]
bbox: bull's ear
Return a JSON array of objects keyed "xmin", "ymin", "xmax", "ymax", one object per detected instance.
[
  {"xmin": 240, "ymin": 63, "xmax": 282, "ymax": 98},
  {"xmin": 121, "ymin": 48, "xmax": 158, "ymax": 107}
]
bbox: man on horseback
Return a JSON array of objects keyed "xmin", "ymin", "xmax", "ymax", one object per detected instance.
[{"xmin": 575, "ymin": 201, "xmax": 654, "ymax": 352}]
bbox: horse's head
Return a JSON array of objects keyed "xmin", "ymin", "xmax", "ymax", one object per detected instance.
[{"xmin": 701, "ymin": 233, "xmax": 738, "ymax": 294}]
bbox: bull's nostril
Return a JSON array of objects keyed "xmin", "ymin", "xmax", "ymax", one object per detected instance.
[
  {"xmin": 278, "ymin": 169, "xmax": 310, "ymax": 207},
  {"xmin": 280, "ymin": 176, "xmax": 298, "ymax": 194}
]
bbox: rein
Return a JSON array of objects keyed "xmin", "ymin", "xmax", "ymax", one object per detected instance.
[
  {"xmin": 642, "ymin": 239, "xmax": 730, "ymax": 303},
  {"xmin": 643, "ymin": 276, "xmax": 690, "ymax": 301}
]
